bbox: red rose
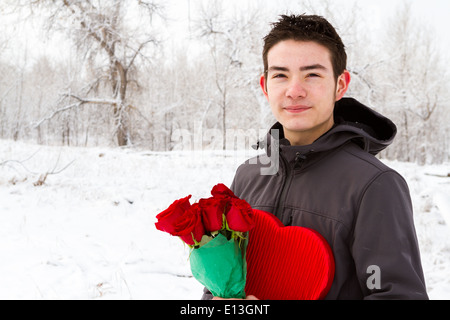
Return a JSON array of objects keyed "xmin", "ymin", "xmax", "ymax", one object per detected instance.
[
  {"xmin": 155, "ymin": 195, "xmax": 192, "ymax": 235},
  {"xmin": 211, "ymin": 183, "xmax": 237, "ymax": 200},
  {"xmin": 199, "ymin": 197, "xmax": 226, "ymax": 232},
  {"xmin": 226, "ymin": 198, "xmax": 255, "ymax": 232},
  {"xmin": 173, "ymin": 203, "xmax": 205, "ymax": 246}
]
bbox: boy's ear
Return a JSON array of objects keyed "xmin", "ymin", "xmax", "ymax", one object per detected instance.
[
  {"xmin": 260, "ymin": 74, "xmax": 268, "ymax": 98},
  {"xmin": 335, "ymin": 70, "xmax": 351, "ymax": 101}
]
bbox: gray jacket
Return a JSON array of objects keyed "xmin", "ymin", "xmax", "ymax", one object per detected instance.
[{"xmin": 202, "ymin": 97, "xmax": 428, "ymax": 300}]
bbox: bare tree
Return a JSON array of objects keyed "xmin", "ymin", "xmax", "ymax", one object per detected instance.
[
  {"xmin": 194, "ymin": 0, "xmax": 267, "ymax": 150},
  {"xmin": 375, "ymin": 2, "xmax": 449, "ymax": 164},
  {"xmin": 26, "ymin": 0, "xmax": 164, "ymax": 146}
]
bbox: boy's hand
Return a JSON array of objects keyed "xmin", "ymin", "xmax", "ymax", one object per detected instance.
[{"xmin": 212, "ymin": 295, "xmax": 259, "ymax": 300}]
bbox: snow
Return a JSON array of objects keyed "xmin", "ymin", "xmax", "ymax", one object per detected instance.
[{"xmin": 0, "ymin": 139, "xmax": 449, "ymax": 300}]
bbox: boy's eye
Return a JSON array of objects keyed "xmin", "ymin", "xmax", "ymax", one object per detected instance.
[
  {"xmin": 307, "ymin": 73, "xmax": 320, "ymax": 78},
  {"xmin": 272, "ymin": 74, "xmax": 286, "ymax": 79}
]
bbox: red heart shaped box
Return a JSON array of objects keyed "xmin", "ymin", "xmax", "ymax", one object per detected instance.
[{"xmin": 244, "ymin": 209, "xmax": 335, "ymax": 300}]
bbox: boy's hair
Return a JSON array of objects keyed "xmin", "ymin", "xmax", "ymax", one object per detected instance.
[{"xmin": 263, "ymin": 14, "xmax": 347, "ymax": 81}]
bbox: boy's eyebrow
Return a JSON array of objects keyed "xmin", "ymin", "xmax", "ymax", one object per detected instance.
[
  {"xmin": 267, "ymin": 64, "xmax": 328, "ymax": 73},
  {"xmin": 267, "ymin": 66, "xmax": 289, "ymax": 73},
  {"xmin": 300, "ymin": 64, "xmax": 328, "ymax": 72}
]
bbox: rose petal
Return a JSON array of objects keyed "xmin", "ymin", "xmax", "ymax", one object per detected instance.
[{"xmin": 155, "ymin": 195, "xmax": 192, "ymax": 234}]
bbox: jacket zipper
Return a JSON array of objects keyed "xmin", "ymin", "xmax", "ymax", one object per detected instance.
[{"xmin": 274, "ymin": 152, "xmax": 306, "ymax": 225}]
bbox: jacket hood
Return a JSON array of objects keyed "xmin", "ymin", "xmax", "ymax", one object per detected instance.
[{"xmin": 259, "ymin": 97, "xmax": 397, "ymax": 156}]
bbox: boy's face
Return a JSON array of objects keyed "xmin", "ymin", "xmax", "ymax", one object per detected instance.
[{"xmin": 261, "ymin": 40, "xmax": 350, "ymax": 146}]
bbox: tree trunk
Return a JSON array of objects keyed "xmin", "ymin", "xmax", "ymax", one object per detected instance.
[{"xmin": 113, "ymin": 61, "xmax": 130, "ymax": 146}]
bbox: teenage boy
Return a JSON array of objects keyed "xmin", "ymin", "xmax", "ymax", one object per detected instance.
[{"xmin": 204, "ymin": 14, "xmax": 428, "ymax": 300}]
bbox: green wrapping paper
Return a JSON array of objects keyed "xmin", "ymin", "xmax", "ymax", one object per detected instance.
[{"xmin": 189, "ymin": 233, "xmax": 247, "ymax": 299}]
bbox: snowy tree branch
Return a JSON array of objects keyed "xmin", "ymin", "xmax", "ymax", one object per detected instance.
[{"xmin": 33, "ymin": 93, "xmax": 118, "ymax": 129}]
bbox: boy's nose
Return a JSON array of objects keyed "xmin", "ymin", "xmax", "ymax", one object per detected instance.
[{"xmin": 285, "ymin": 80, "xmax": 307, "ymax": 99}]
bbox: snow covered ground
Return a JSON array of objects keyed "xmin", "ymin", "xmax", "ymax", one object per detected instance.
[{"xmin": 0, "ymin": 139, "xmax": 449, "ymax": 300}]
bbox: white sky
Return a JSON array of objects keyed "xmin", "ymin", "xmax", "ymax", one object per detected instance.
[
  {"xmin": 355, "ymin": 0, "xmax": 450, "ymax": 48},
  {"xmin": 1, "ymin": 0, "xmax": 449, "ymax": 66},
  {"xmin": 166, "ymin": 0, "xmax": 450, "ymax": 56}
]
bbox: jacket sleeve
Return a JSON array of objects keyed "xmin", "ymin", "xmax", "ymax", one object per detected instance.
[
  {"xmin": 201, "ymin": 287, "xmax": 213, "ymax": 300},
  {"xmin": 352, "ymin": 170, "xmax": 428, "ymax": 299}
]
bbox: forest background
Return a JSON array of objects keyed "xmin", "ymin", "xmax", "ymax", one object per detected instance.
[{"xmin": 0, "ymin": 0, "xmax": 449, "ymax": 165}]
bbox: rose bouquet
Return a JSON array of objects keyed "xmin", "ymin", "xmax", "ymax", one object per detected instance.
[{"xmin": 154, "ymin": 183, "xmax": 254, "ymax": 299}]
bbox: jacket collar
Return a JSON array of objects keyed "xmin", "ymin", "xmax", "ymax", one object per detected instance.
[{"xmin": 256, "ymin": 97, "xmax": 397, "ymax": 160}]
